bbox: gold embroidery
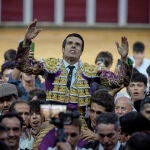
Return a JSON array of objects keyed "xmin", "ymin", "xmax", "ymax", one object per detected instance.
[
  {"xmin": 43, "ymin": 58, "xmax": 61, "ymax": 73},
  {"xmin": 45, "ymin": 60, "xmax": 94, "ymax": 106},
  {"xmin": 82, "ymin": 63, "xmax": 97, "ymax": 77}
]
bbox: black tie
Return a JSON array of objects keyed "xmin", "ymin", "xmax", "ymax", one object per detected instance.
[{"xmin": 66, "ymin": 65, "xmax": 75, "ymax": 89}]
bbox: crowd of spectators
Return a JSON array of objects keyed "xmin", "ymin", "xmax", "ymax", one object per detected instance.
[{"xmin": 0, "ymin": 20, "xmax": 149, "ymax": 150}]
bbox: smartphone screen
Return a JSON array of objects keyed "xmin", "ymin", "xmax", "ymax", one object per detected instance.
[
  {"xmin": 51, "ymin": 105, "xmax": 67, "ymax": 118},
  {"xmin": 96, "ymin": 58, "xmax": 106, "ymax": 71},
  {"xmin": 40, "ymin": 104, "xmax": 51, "ymax": 121},
  {"xmin": 40, "ymin": 104, "xmax": 67, "ymax": 120}
]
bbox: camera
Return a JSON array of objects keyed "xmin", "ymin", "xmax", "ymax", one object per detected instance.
[
  {"xmin": 40, "ymin": 103, "xmax": 80, "ymax": 142},
  {"xmin": 50, "ymin": 110, "xmax": 80, "ymax": 142}
]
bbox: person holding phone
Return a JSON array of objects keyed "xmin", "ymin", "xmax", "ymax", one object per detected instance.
[
  {"xmin": 91, "ymin": 51, "xmax": 113, "ymax": 94},
  {"xmin": 95, "ymin": 51, "xmax": 113, "ymax": 72}
]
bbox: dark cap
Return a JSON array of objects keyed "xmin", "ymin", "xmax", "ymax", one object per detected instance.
[{"xmin": 0, "ymin": 83, "xmax": 18, "ymax": 98}]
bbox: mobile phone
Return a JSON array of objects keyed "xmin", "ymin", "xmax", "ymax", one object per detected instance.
[
  {"xmin": 97, "ymin": 57, "xmax": 105, "ymax": 63},
  {"xmin": 40, "ymin": 104, "xmax": 51, "ymax": 121},
  {"xmin": 40, "ymin": 104, "xmax": 67, "ymax": 121},
  {"xmin": 96, "ymin": 57, "xmax": 105, "ymax": 71},
  {"xmin": 51, "ymin": 105, "xmax": 67, "ymax": 118}
]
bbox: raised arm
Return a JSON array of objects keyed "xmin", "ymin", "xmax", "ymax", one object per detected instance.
[
  {"xmin": 15, "ymin": 20, "xmax": 44, "ymax": 77},
  {"xmin": 24, "ymin": 19, "xmax": 42, "ymax": 44},
  {"xmin": 116, "ymin": 36, "xmax": 129, "ymax": 62},
  {"xmin": 99, "ymin": 36, "xmax": 133, "ymax": 89}
]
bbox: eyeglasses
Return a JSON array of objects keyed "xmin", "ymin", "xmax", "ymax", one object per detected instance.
[{"xmin": 65, "ymin": 132, "xmax": 78, "ymax": 138}]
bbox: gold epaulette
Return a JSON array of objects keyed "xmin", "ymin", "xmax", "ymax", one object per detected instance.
[
  {"xmin": 82, "ymin": 63, "xmax": 97, "ymax": 77},
  {"xmin": 43, "ymin": 58, "xmax": 61, "ymax": 73}
]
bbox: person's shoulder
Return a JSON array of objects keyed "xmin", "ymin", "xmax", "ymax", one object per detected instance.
[
  {"xmin": 82, "ymin": 62, "xmax": 97, "ymax": 77},
  {"xmin": 42, "ymin": 58, "xmax": 61, "ymax": 72},
  {"xmin": 143, "ymin": 58, "xmax": 150, "ymax": 63},
  {"xmin": 32, "ymin": 125, "xmax": 54, "ymax": 150},
  {"xmin": 43, "ymin": 58, "xmax": 59, "ymax": 66},
  {"xmin": 129, "ymin": 56, "xmax": 134, "ymax": 60}
]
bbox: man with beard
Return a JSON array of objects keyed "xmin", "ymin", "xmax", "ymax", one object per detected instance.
[
  {"xmin": 0, "ymin": 83, "xmax": 18, "ymax": 115},
  {"xmin": 0, "ymin": 113, "xmax": 23, "ymax": 150},
  {"xmin": 9, "ymin": 100, "xmax": 33, "ymax": 150}
]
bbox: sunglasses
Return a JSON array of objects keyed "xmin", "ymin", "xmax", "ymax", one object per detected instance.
[{"xmin": 65, "ymin": 132, "xmax": 78, "ymax": 138}]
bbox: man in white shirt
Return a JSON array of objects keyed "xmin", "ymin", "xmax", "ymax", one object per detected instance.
[
  {"xmin": 97, "ymin": 112, "xmax": 123, "ymax": 150},
  {"xmin": 114, "ymin": 94, "xmax": 134, "ymax": 117},
  {"xmin": 9, "ymin": 101, "xmax": 34, "ymax": 150},
  {"xmin": 83, "ymin": 112, "xmax": 123, "ymax": 150},
  {"xmin": 0, "ymin": 113, "xmax": 23, "ymax": 150},
  {"xmin": 130, "ymin": 41, "xmax": 150, "ymax": 78}
]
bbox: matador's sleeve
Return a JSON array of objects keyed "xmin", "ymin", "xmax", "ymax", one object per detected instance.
[
  {"xmin": 15, "ymin": 41, "xmax": 44, "ymax": 75},
  {"xmin": 99, "ymin": 58, "xmax": 133, "ymax": 88}
]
